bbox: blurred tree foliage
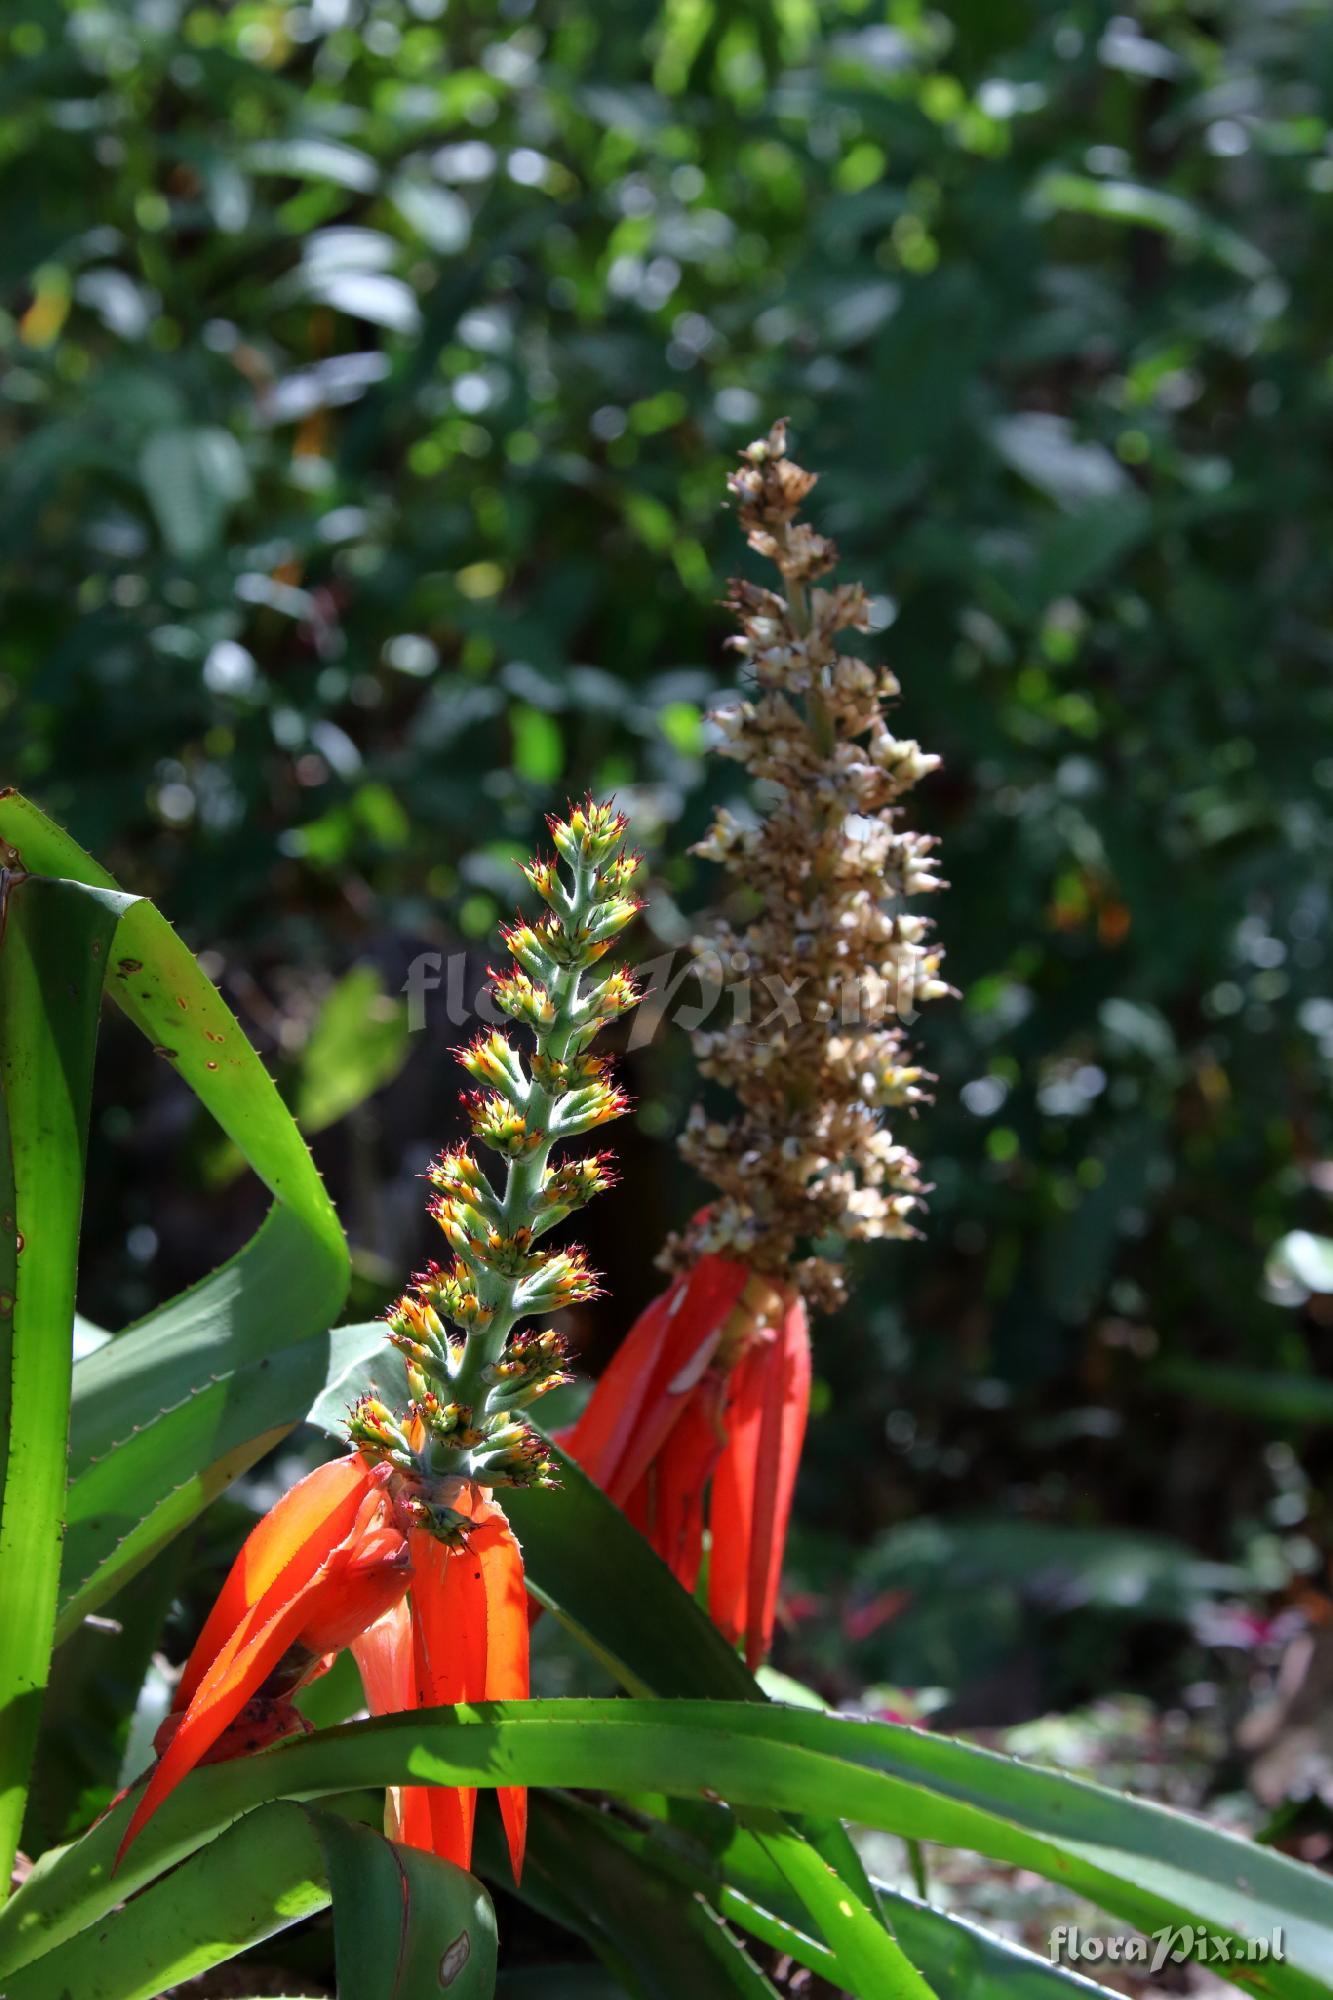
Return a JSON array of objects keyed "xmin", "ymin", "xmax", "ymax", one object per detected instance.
[{"xmin": 5, "ymin": 0, "xmax": 1333, "ymax": 1711}]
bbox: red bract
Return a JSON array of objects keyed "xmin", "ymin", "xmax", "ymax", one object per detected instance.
[
  {"xmin": 116, "ymin": 1459, "xmax": 530, "ymax": 1884},
  {"xmin": 564, "ymin": 1255, "xmax": 811, "ymax": 1670},
  {"xmin": 117, "ymin": 1455, "xmax": 411, "ymax": 1866},
  {"xmin": 352, "ymin": 1478, "xmax": 528, "ymax": 1879}
]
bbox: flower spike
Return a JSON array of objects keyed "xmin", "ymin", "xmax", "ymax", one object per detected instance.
[{"xmin": 669, "ymin": 420, "xmax": 951, "ymax": 1310}]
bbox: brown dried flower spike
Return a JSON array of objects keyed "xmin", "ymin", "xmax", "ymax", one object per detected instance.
[{"xmin": 671, "ymin": 421, "xmax": 951, "ymax": 1311}]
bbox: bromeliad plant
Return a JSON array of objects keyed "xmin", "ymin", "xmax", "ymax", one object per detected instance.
[
  {"xmin": 2, "ymin": 447, "xmax": 1333, "ymax": 2000},
  {"xmin": 116, "ymin": 799, "xmax": 642, "ymax": 1879}
]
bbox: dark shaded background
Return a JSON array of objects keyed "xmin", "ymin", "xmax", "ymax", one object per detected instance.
[{"xmin": 6, "ymin": 0, "xmax": 1333, "ymax": 1854}]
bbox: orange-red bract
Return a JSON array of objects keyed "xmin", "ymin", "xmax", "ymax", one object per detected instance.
[
  {"xmin": 116, "ymin": 1455, "xmax": 411, "ymax": 1866},
  {"xmin": 563, "ymin": 1255, "xmax": 811, "ymax": 1669},
  {"xmin": 352, "ymin": 1478, "xmax": 529, "ymax": 1880},
  {"xmin": 115, "ymin": 1458, "xmax": 530, "ymax": 1884}
]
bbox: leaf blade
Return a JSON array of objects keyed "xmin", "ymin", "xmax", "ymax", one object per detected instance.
[
  {"xmin": 0, "ymin": 874, "xmax": 118, "ymax": 1894},
  {"xmin": 7, "ymin": 1701, "xmax": 1330, "ymax": 1999},
  {"xmin": 0, "ymin": 792, "xmax": 353, "ymax": 1631}
]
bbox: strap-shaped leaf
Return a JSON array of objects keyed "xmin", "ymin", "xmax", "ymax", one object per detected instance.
[
  {"xmin": 551, "ymin": 1791, "xmax": 1121, "ymax": 2000},
  {"xmin": 314, "ymin": 1810, "xmax": 497, "ymax": 2000},
  {"xmin": 5, "ymin": 1701, "xmax": 1324, "ymax": 2000},
  {"xmin": 0, "ymin": 1800, "xmax": 495, "ymax": 2000},
  {"xmin": 487, "ymin": 1792, "xmax": 930, "ymax": 2000},
  {"xmin": 485, "ymin": 1789, "xmax": 780, "ymax": 1999},
  {"xmin": 0, "ymin": 792, "xmax": 352, "ymax": 1635},
  {"xmin": 0, "ymin": 870, "xmax": 118, "ymax": 1893}
]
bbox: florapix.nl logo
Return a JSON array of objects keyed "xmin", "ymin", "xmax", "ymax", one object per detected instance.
[
  {"xmin": 1048, "ymin": 1924, "xmax": 1284, "ymax": 1974},
  {"xmin": 401, "ymin": 943, "xmax": 929, "ymax": 1042}
]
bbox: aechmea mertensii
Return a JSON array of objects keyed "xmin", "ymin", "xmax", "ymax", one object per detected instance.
[
  {"xmin": 116, "ymin": 801, "xmax": 640, "ymax": 1875},
  {"xmin": 566, "ymin": 426, "xmax": 948, "ymax": 1667}
]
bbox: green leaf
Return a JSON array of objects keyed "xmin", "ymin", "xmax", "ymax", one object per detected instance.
[
  {"xmin": 392, "ymin": 172, "xmax": 472, "ymax": 253},
  {"xmin": 0, "ymin": 872, "xmax": 118, "ymax": 1894},
  {"xmin": 10, "ymin": 1702, "xmax": 1331, "ymax": 1999},
  {"xmin": 989, "ymin": 413, "xmax": 1131, "ymax": 510},
  {"xmin": 1155, "ymin": 1360, "xmax": 1333, "ymax": 1429},
  {"xmin": 609, "ymin": 1794, "xmax": 1123, "ymax": 2000},
  {"xmin": 314, "ymin": 1811, "xmax": 497, "ymax": 2000},
  {"xmin": 24, "ymin": 1542, "xmax": 189, "ymax": 1856},
  {"xmin": 1029, "ymin": 172, "xmax": 1270, "ymax": 282},
  {"xmin": 244, "ymin": 136, "xmax": 379, "ymax": 191},
  {"xmin": 511, "ymin": 703, "xmax": 565, "ymax": 784},
  {"xmin": 502, "ymin": 1793, "xmax": 927, "ymax": 2000},
  {"xmin": 0, "ymin": 792, "xmax": 351, "ymax": 1635},
  {"xmin": 485, "ymin": 1790, "xmax": 781, "ymax": 1999},
  {"xmin": 138, "ymin": 425, "xmax": 251, "ymax": 558},
  {"xmin": 1, "ymin": 1803, "xmax": 330, "ymax": 1999},
  {"xmin": 0, "ymin": 1801, "xmax": 495, "ymax": 2000},
  {"xmin": 292, "ymin": 963, "xmax": 411, "ymax": 1133}
]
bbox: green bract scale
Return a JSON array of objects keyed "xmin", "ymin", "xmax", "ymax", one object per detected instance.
[{"xmin": 347, "ymin": 799, "xmax": 641, "ymax": 1503}]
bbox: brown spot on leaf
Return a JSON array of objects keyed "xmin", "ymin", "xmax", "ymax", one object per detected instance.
[
  {"xmin": 116, "ymin": 958, "xmax": 142, "ymax": 975},
  {"xmin": 152, "ymin": 1046, "xmax": 178, "ymax": 1060}
]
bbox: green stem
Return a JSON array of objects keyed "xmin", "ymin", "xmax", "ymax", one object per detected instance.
[{"xmin": 446, "ymin": 855, "xmax": 596, "ymax": 1419}]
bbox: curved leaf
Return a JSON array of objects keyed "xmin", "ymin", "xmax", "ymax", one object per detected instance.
[
  {"xmin": 314, "ymin": 1810, "xmax": 497, "ymax": 2000},
  {"xmin": 495, "ymin": 1793, "xmax": 928, "ymax": 2000},
  {"xmin": 0, "ymin": 1800, "xmax": 495, "ymax": 2000},
  {"xmin": 1, "ymin": 1801, "xmax": 329, "ymax": 1999},
  {"xmin": 0, "ymin": 792, "xmax": 352, "ymax": 1635},
  {"xmin": 589, "ymin": 1792, "xmax": 1122, "ymax": 2000},
  {"xmin": 0, "ymin": 871, "xmax": 117, "ymax": 1893},
  {"xmin": 6, "ymin": 1702, "xmax": 1329, "ymax": 2000},
  {"xmin": 486, "ymin": 1790, "xmax": 780, "ymax": 1999}
]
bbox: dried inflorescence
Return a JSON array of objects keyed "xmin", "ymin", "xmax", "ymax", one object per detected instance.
[{"xmin": 669, "ymin": 422, "xmax": 950, "ymax": 1311}]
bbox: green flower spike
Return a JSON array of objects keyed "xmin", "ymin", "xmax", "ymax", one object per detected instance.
[{"xmin": 358, "ymin": 798, "xmax": 641, "ymax": 1493}]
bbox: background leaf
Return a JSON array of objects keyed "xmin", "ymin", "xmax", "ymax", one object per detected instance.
[{"xmin": 138, "ymin": 427, "xmax": 251, "ymax": 559}]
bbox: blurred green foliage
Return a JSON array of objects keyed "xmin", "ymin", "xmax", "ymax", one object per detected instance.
[{"xmin": 5, "ymin": 0, "xmax": 1333, "ymax": 1714}]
